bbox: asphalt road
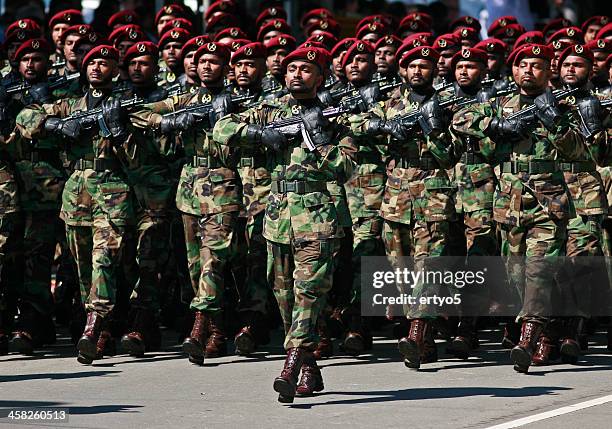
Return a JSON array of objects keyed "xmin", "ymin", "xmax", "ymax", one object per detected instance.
[{"xmin": 1, "ymin": 325, "xmax": 611, "ymax": 429}]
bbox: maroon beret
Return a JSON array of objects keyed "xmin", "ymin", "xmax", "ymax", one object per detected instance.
[
  {"xmin": 558, "ymin": 43, "xmax": 594, "ymax": 66},
  {"xmin": 257, "ymin": 19, "xmax": 290, "ymax": 41},
  {"xmin": 399, "ymin": 46, "xmax": 440, "ymax": 68},
  {"xmin": 231, "ymin": 42, "xmax": 265, "ymax": 65},
  {"xmin": 107, "ymin": 10, "xmax": 139, "ymax": 28},
  {"xmin": 194, "ymin": 41, "xmax": 231, "ymax": 64},
  {"xmin": 451, "ymin": 47, "xmax": 488, "ymax": 69},
  {"xmin": 14, "ymin": 38, "xmax": 50, "ymax": 61},
  {"xmin": 214, "ymin": 27, "xmax": 247, "ymax": 42},
  {"xmin": 48, "ymin": 9, "xmax": 82, "ymax": 29},
  {"xmin": 341, "ymin": 40, "xmax": 374, "ymax": 69},
  {"xmin": 265, "ymin": 34, "xmax": 297, "ymax": 53},
  {"xmin": 474, "ymin": 38, "xmax": 507, "ymax": 55},
  {"xmin": 180, "ymin": 36, "xmax": 210, "ymax": 59},
  {"xmin": 256, "ymin": 7, "xmax": 287, "ymax": 27},
  {"xmin": 155, "ymin": 4, "xmax": 186, "ymax": 25},
  {"xmin": 82, "ymin": 45, "xmax": 119, "ymax": 72},
  {"xmin": 300, "ymin": 8, "xmax": 334, "ymax": 28},
  {"xmin": 282, "ymin": 46, "xmax": 330, "ymax": 72},
  {"xmin": 124, "ymin": 41, "xmax": 158, "ymax": 65},
  {"xmin": 158, "ymin": 28, "xmax": 191, "ymax": 48},
  {"xmin": 487, "ymin": 16, "xmax": 519, "ymax": 37}
]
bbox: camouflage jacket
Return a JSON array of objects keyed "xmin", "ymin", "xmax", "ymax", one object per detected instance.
[
  {"xmin": 452, "ymin": 92, "xmax": 590, "ymax": 225},
  {"xmin": 19, "ymin": 89, "xmax": 134, "ymax": 226},
  {"xmin": 213, "ymin": 94, "xmax": 357, "ymax": 244},
  {"xmin": 350, "ymin": 85, "xmax": 458, "ymax": 224},
  {"xmin": 130, "ymin": 86, "xmax": 243, "ymax": 216},
  {"xmin": 595, "ymin": 90, "xmax": 612, "ymax": 217}
]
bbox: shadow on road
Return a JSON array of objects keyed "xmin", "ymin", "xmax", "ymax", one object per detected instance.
[{"xmin": 0, "ymin": 370, "xmax": 120, "ymax": 384}]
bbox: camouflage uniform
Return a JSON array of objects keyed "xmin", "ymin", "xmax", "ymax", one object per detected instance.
[
  {"xmin": 131, "ymin": 88, "xmax": 243, "ymax": 316},
  {"xmin": 214, "ymin": 94, "xmax": 357, "ymax": 351},
  {"xmin": 21, "ymin": 90, "xmax": 135, "ymax": 317}
]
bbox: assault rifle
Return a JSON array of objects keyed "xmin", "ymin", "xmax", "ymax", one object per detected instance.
[{"xmin": 5, "ymin": 71, "xmax": 80, "ymax": 95}]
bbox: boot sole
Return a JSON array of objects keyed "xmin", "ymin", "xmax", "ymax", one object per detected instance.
[
  {"xmin": 343, "ymin": 336, "xmax": 365, "ymax": 356},
  {"xmin": 10, "ymin": 337, "xmax": 34, "ymax": 355},
  {"xmin": 273, "ymin": 378, "xmax": 296, "ymax": 401},
  {"xmin": 121, "ymin": 337, "xmax": 145, "ymax": 357},
  {"xmin": 77, "ymin": 338, "xmax": 97, "ymax": 363},
  {"xmin": 560, "ymin": 343, "xmax": 580, "ymax": 364},
  {"xmin": 296, "ymin": 383, "xmax": 324, "ymax": 397},
  {"xmin": 398, "ymin": 340, "xmax": 420, "ymax": 369},
  {"xmin": 234, "ymin": 334, "xmax": 256, "ymax": 356},
  {"xmin": 182, "ymin": 341, "xmax": 204, "ymax": 358},
  {"xmin": 77, "ymin": 352, "xmax": 93, "ymax": 365},
  {"xmin": 510, "ymin": 347, "xmax": 531, "ymax": 373}
]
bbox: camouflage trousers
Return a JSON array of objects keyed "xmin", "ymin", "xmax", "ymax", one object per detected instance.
[
  {"xmin": 128, "ymin": 212, "xmax": 172, "ymax": 311},
  {"xmin": 0, "ymin": 212, "xmax": 22, "ymax": 332},
  {"xmin": 349, "ymin": 216, "xmax": 384, "ymax": 305},
  {"xmin": 382, "ymin": 219, "xmax": 450, "ymax": 319},
  {"xmin": 17, "ymin": 211, "xmax": 58, "ymax": 316},
  {"xmin": 182, "ymin": 211, "xmax": 242, "ymax": 313},
  {"xmin": 500, "ymin": 209, "xmax": 567, "ymax": 324},
  {"xmin": 267, "ymin": 239, "xmax": 339, "ymax": 351},
  {"xmin": 66, "ymin": 222, "xmax": 127, "ymax": 317}
]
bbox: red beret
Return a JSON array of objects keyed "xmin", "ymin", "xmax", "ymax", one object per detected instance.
[
  {"xmin": 405, "ymin": 32, "xmax": 434, "ymax": 45},
  {"xmin": 356, "ymin": 22, "xmax": 388, "ymax": 39},
  {"xmin": 257, "ymin": 19, "xmax": 290, "ymax": 41},
  {"xmin": 282, "ymin": 47, "xmax": 330, "ymax": 72},
  {"xmin": 487, "ymin": 16, "xmax": 519, "ymax": 37},
  {"xmin": 586, "ymin": 38, "xmax": 612, "ymax": 54},
  {"xmin": 204, "ymin": 0, "xmax": 236, "ymax": 21},
  {"xmin": 4, "ymin": 29, "xmax": 37, "ymax": 48},
  {"xmin": 194, "ymin": 41, "xmax": 231, "ymax": 64},
  {"xmin": 549, "ymin": 39, "xmax": 573, "ymax": 53},
  {"xmin": 214, "ymin": 27, "xmax": 247, "ymax": 41},
  {"xmin": 109, "ymin": 25, "xmax": 146, "ymax": 45},
  {"xmin": 582, "ymin": 16, "xmax": 610, "ymax": 33},
  {"xmin": 160, "ymin": 18, "xmax": 193, "ymax": 36},
  {"xmin": 231, "ymin": 42, "xmax": 265, "ymax": 65},
  {"xmin": 14, "ymin": 38, "xmax": 50, "ymax": 61},
  {"xmin": 542, "ymin": 18, "xmax": 573, "ymax": 37},
  {"xmin": 498, "ymin": 24, "xmax": 525, "ymax": 40},
  {"xmin": 513, "ymin": 44, "xmax": 553, "ymax": 65},
  {"xmin": 299, "ymin": 41, "xmax": 328, "ymax": 53},
  {"xmin": 558, "ymin": 43, "xmax": 594, "ymax": 66},
  {"xmin": 180, "ymin": 36, "xmax": 211, "ymax": 59},
  {"xmin": 5, "ymin": 19, "xmax": 40, "ymax": 38},
  {"xmin": 399, "ymin": 46, "xmax": 440, "ymax": 68},
  {"xmin": 81, "ymin": 45, "xmax": 119, "ymax": 72},
  {"xmin": 397, "ymin": 14, "xmax": 432, "ymax": 35},
  {"xmin": 48, "ymin": 9, "xmax": 82, "ymax": 29},
  {"xmin": 300, "ymin": 8, "xmax": 334, "ymax": 28},
  {"xmin": 396, "ymin": 35, "xmax": 429, "ymax": 62},
  {"xmin": 451, "ymin": 47, "xmax": 488, "ymax": 69},
  {"xmin": 256, "ymin": 7, "xmax": 287, "ymax": 27},
  {"xmin": 74, "ymin": 33, "xmax": 104, "ymax": 50},
  {"xmin": 547, "ymin": 27, "xmax": 583, "ymax": 44},
  {"xmin": 356, "ymin": 15, "xmax": 385, "ymax": 32},
  {"xmin": 265, "ymin": 34, "xmax": 297, "ymax": 53},
  {"xmin": 155, "ymin": 4, "xmax": 186, "ymax": 25},
  {"xmin": 305, "ymin": 19, "xmax": 341, "ymax": 37},
  {"xmin": 596, "ymin": 23, "xmax": 612, "ymax": 40},
  {"xmin": 107, "ymin": 10, "xmax": 139, "ymax": 28},
  {"xmin": 60, "ymin": 24, "xmax": 94, "ymax": 44},
  {"xmin": 512, "ymin": 31, "xmax": 545, "ymax": 51},
  {"xmin": 454, "ymin": 27, "xmax": 480, "ymax": 44},
  {"xmin": 449, "ymin": 16, "xmax": 481, "ymax": 32},
  {"xmin": 374, "ymin": 35, "xmax": 402, "ymax": 51},
  {"xmin": 606, "ymin": 53, "xmax": 612, "ymax": 69},
  {"xmin": 206, "ymin": 12, "xmax": 238, "ymax": 32},
  {"xmin": 507, "ymin": 44, "xmax": 530, "ymax": 67},
  {"xmin": 307, "ymin": 31, "xmax": 338, "ymax": 50},
  {"xmin": 330, "ymin": 37, "xmax": 358, "ymax": 58},
  {"xmin": 475, "ymin": 38, "xmax": 507, "ymax": 55},
  {"xmin": 341, "ymin": 40, "xmax": 374, "ymax": 69},
  {"xmin": 433, "ymin": 34, "xmax": 461, "ymax": 51},
  {"xmin": 158, "ymin": 28, "xmax": 191, "ymax": 48},
  {"xmin": 124, "ymin": 41, "xmax": 158, "ymax": 65},
  {"xmin": 229, "ymin": 39, "xmax": 251, "ymax": 53}
]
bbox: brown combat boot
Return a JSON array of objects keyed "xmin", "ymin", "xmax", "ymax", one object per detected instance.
[
  {"xmin": 421, "ymin": 323, "xmax": 438, "ymax": 364},
  {"xmin": 559, "ymin": 318, "xmax": 582, "ymax": 364},
  {"xmin": 342, "ymin": 316, "xmax": 373, "ymax": 357},
  {"xmin": 510, "ymin": 320, "xmax": 544, "ymax": 373},
  {"xmin": 121, "ymin": 309, "xmax": 161, "ymax": 357},
  {"xmin": 77, "ymin": 312, "xmax": 103, "ymax": 364},
  {"xmin": 10, "ymin": 304, "xmax": 43, "ymax": 355},
  {"xmin": 273, "ymin": 347, "xmax": 305, "ymax": 403},
  {"xmin": 95, "ymin": 328, "xmax": 116, "ymax": 360},
  {"xmin": 398, "ymin": 318, "xmax": 429, "ymax": 369},
  {"xmin": 182, "ymin": 310, "xmax": 208, "ymax": 365},
  {"xmin": 205, "ymin": 312, "xmax": 227, "ymax": 358},
  {"xmin": 313, "ymin": 322, "xmax": 333, "ymax": 359},
  {"xmin": 296, "ymin": 352, "xmax": 324, "ymax": 397},
  {"xmin": 451, "ymin": 317, "xmax": 479, "ymax": 360},
  {"xmin": 234, "ymin": 312, "xmax": 269, "ymax": 356},
  {"xmin": 531, "ymin": 335, "xmax": 558, "ymax": 366}
]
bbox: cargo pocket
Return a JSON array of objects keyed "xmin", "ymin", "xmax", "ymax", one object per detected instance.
[
  {"xmin": 533, "ymin": 180, "xmax": 570, "ymax": 221},
  {"xmin": 99, "ymin": 181, "xmax": 132, "ymax": 225},
  {"xmin": 468, "ymin": 165, "xmax": 496, "ymax": 210},
  {"xmin": 493, "ymin": 176, "xmax": 520, "ymax": 225},
  {"xmin": 301, "ymin": 192, "xmax": 335, "ymax": 238},
  {"xmin": 422, "ymin": 176, "xmax": 454, "ymax": 221}
]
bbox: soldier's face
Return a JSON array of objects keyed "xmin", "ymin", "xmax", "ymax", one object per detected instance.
[
  {"xmin": 8, "ymin": 42, "xmax": 22, "ymax": 65},
  {"xmin": 51, "ymin": 23, "xmax": 70, "ymax": 49},
  {"xmin": 86, "ymin": 58, "xmax": 118, "ymax": 86},
  {"xmin": 266, "ymin": 48, "xmax": 287, "ymax": 76},
  {"xmin": 560, "ymin": 55, "xmax": 592, "ymax": 88},
  {"xmin": 454, "ymin": 61, "xmax": 484, "ymax": 87},
  {"xmin": 19, "ymin": 52, "xmax": 49, "ymax": 82},
  {"xmin": 262, "ymin": 31, "xmax": 281, "ymax": 44},
  {"xmin": 345, "ymin": 53, "xmax": 374, "ymax": 85},
  {"xmin": 285, "ymin": 60, "xmax": 323, "ymax": 97},
  {"xmin": 128, "ymin": 55, "xmax": 158, "ymax": 86},
  {"xmin": 75, "ymin": 43, "xmax": 94, "ymax": 69},
  {"xmin": 197, "ymin": 54, "xmax": 227, "ymax": 85},
  {"xmin": 332, "ymin": 52, "xmax": 346, "ymax": 78},
  {"xmin": 361, "ymin": 33, "xmax": 380, "ymax": 45},
  {"xmin": 584, "ymin": 25, "xmax": 601, "ymax": 43},
  {"xmin": 517, "ymin": 58, "xmax": 551, "ymax": 92},
  {"xmin": 487, "ymin": 54, "xmax": 503, "ymax": 76},
  {"xmin": 157, "ymin": 15, "xmax": 175, "ymax": 35},
  {"xmin": 375, "ymin": 46, "xmax": 397, "ymax": 74},
  {"xmin": 592, "ymin": 50, "xmax": 608, "ymax": 79},
  {"xmin": 437, "ymin": 49, "xmax": 457, "ymax": 78},
  {"xmin": 406, "ymin": 59, "xmax": 435, "ymax": 89},
  {"xmin": 234, "ymin": 58, "xmax": 264, "ymax": 88},
  {"xmin": 63, "ymin": 34, "xmax": 81, "ymax": 64},
  {"xmin": 117, "ymin": 41, "xmax": 135, "ymax": 64},
  {"xmin": 551, "ymin": 51, "xmax": 561, "ymax": 78},
  {"xmin": 183, "ymin": 51, "xmax": 198, "ymax": 81},
  {"xmin": 162, "ymin": 42, "xmax": 183, "ymax": 69}
]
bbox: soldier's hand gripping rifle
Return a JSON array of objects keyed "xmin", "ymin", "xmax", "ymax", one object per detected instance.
[
  {"xmin": 318, "ymin": 79, "xmax": 401, "ymax": 111},
  {"xmin": 4, "ymin": 71, "xmax": 81, "ymax": 97}
]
